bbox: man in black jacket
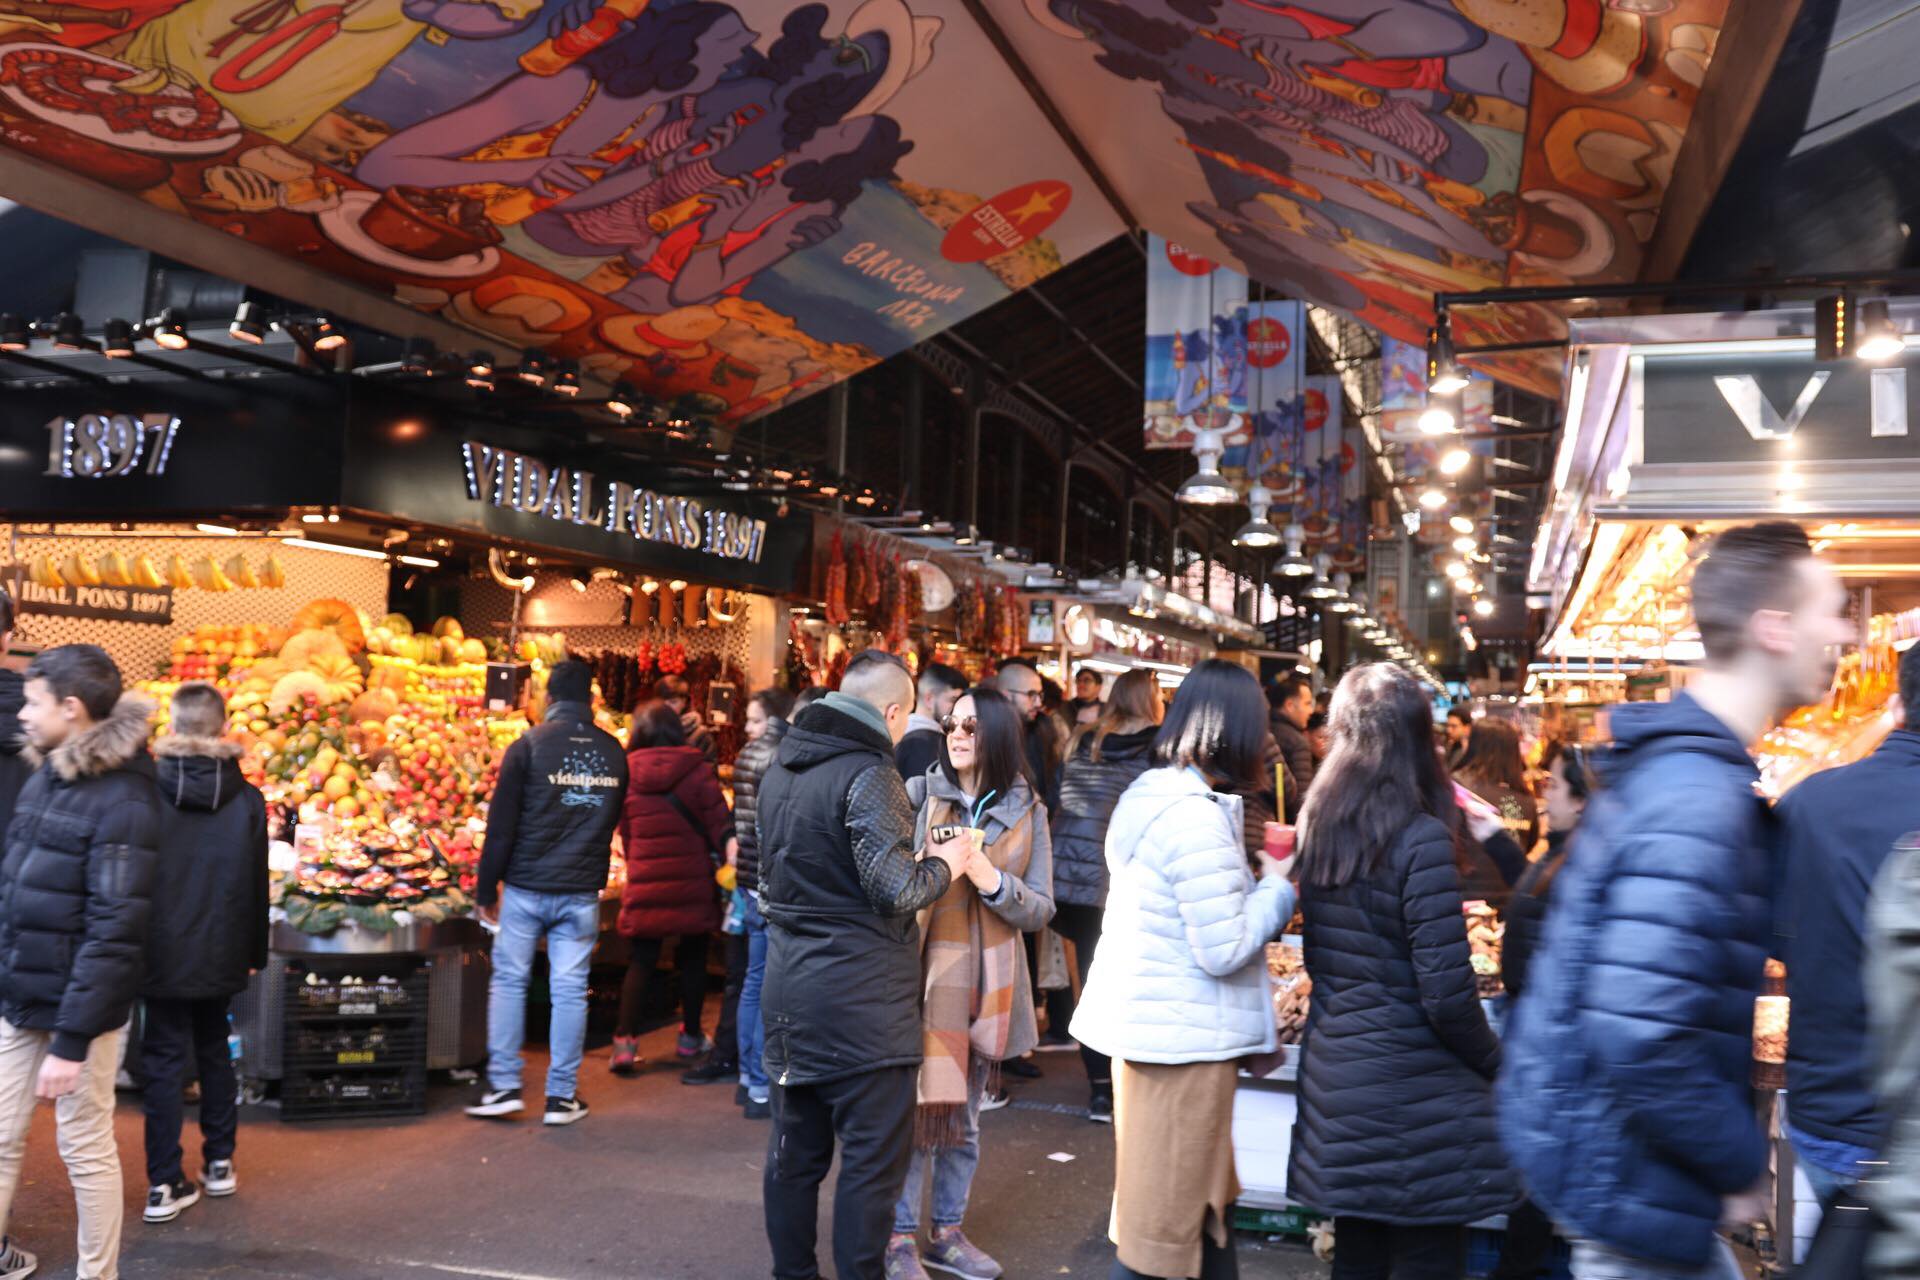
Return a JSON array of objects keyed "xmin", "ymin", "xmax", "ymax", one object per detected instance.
[
  {"xmin": 141, "ymin": 682, "xmax": 268, "ymax": 1224},
  {"xmin": 469, "ymin": 660, "xmax": 627, "ymax": 1127},
  {"xmin": 895, "ymin": 662, "xmax": 964, "ymax": 783},
  {"xmin": 757, "ymin": 650, "xmax": 968, "ymax": 1280},
  {"xmin": 0, "ymin": 590, "xmax": 27, "ymax": 839},
  {"xmin": 1268, "ymin": 674, "xmax": 1316, "ymax": 809},
  {"xmin": 1777, "ymin": 642, "xmax": 1920, "ymax": 1204},
  {"xmin": 0, "ymin": 644, "xmax": 159, "ymax": 1280}
]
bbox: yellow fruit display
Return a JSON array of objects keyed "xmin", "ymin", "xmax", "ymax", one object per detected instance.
[
  {"xmin": 28, "ymin": 555, "xmax": 64, "ymax": 589},
  {"xmin": 98, "ymin": 552, "xmax": 132, "ymax": 587},
  {"xmin": 225, "ymin": 554, "xmax": 259, "ymax": 589},
  {"xmin": 132, "ymin": 555, "xmax": 165, "ymax": 589},
  {"xmin": 278, "ymin": 629, "xmax": 349, "ymax": 671},
  {"xmin": 261, "ymin": 554, "xmax": 286, "ymax": 589},
  {"xmin": 64, "ymin": 553, "xmax": 101, "ymax": 587},
  {"xmin": 166, "ymin": 555, "xmax": 193, "ymax": 590},
  {"xmin": 431, "ymin": 617, "xmax": 464, "ymax": 640}
]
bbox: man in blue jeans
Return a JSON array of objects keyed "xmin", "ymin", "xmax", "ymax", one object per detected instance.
[{"xmin": 467, "ymin": 661, "xmax": 627, "ymax": 1126}]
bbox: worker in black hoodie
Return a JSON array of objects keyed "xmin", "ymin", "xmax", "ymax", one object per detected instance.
[
  {"xmin": 0, "ymin": 589, "xmax": 28, "ymax": 835},
  {"xmin": 140, "ymin": 683, "xmax": 267, "ymax": 1225}
]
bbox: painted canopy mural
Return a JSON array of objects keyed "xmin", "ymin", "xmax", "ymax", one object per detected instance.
[
  {"xmin": 0, "ymin": 0, "xmax": 1122, "ymax": 420},
  {"xmin": 982, "ymin": 0, "xmax": 1733, "ymax": 395}
]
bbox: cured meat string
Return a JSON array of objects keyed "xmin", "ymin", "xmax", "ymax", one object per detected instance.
[{"xmin": 0, "ymin": 48, "xmax": 226, "ymax": 141}]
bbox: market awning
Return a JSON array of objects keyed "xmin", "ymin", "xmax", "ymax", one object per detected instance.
[{"xmin": 0, "ymin": 0, "xmax": 1786, "ymax": 415}]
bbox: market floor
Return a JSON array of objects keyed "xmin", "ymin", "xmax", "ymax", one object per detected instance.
[{"xmin": 4, "ymin": 1026, "xmax": 1324, "ymax": 1280}]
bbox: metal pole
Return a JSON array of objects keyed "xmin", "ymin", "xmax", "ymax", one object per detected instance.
[
  {"xmin": 966, "ymin": 401, "xmax": 983, "ymax": 534},
  {"xmin": 827, "ymin": 381, "xmax": 849, "ymax": 512},
  {"xmin": 1057, "ymin": 455, "xmax": 1073, "ymax": 568}
]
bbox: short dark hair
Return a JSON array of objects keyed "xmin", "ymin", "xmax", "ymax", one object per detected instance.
[
  {"xmin": 1446, "ymin": 704, "xmax": 1473, "ymax": 727},
  {"xmin": 654, "ymin": 675, "xmax": 690, "ymax": 703},
  {"xmin": 27, "ymin": 643, "xmax": 122, "ymax": 720},
  {"xmin": 917, "ymin": 661, "xmax": 966, "ymax": 701},
  {"xmin": 1154, "ymin": 659, "xmax": 1269, "ymax": 790},
  {"xmin": 547, "ymin": 659, "xmax": 593, "ymax": 705},
  {"xmin": 1902, "ymin": 643, "xmax": 1920, "ymax": 729},
  {"xmin": 791, "ymin": 685, "xmax": 826, "ymax": 714},
  {"xmin": 1690, "ymin": 522, "xmax": 1815, "ymax": 664},
  {"xmin": 940, "ymin": 686, "xmax": 1031, "ymax": 799},
  {"xmin": 170, "ymin": 681, "xmax": 227, "ymax": 738},
  {"xmin": 0, "ymin": 585, "xmax": 13, "ymax": 635},
  {"xmin": 752, "ymin": 687, "xmax": 796, "ymax": 722},
  {"xmin": 1542, "ymin": 740, "xmax": 1598, "ymax": 803},
  {"xmin": 628, "ymin": 699, "xmax": 687, "ymax": 750},
  {"xmin": 1267, "ymin": 674, "xmax": 1312, "ymax": 711},
  {"xmin": 995, "ymin": 656, "xmax": 1038, "ymax": 679},
  {"xmin": 1306, "ymin": 711, "xmax": 1327, "ymax": 732}
]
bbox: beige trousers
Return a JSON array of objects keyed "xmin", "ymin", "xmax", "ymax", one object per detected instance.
[{"xmin": 0, "ymin": 1020, "xmax": 125, "ymax": 1280}]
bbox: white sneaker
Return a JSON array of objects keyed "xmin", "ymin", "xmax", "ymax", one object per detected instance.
[
  {"xmin": 144, "ymin": 1180, "xmax": 200, "ymax": 1223},
  {"xmin": 0, "ymin": 1237, "xmax": 36, "ymax": 1280},
  {"xmin": 203, "ymin": 1159, "xmax": 237, "ymax": 1197},
  {"xmin": 464, "ymin": 1087, "xmax": 523, "ymax": 1118}
]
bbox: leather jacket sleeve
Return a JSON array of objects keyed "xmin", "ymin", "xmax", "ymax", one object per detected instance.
[{"xmin": 847, "ymin": 763, "xmax": 950, "ymax": 917}]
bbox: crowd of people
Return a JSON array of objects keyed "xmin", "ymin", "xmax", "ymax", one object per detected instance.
[{"xmin": 2, "ymin": 519, "xmax": 1920, "ymax": 1280}]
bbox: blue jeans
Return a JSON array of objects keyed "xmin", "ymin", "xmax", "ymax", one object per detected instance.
[
  {"xmin": 487, "ymin": 888, "xmax": 600, "ymax": 1100},
  {"xmin": 737, "ymin": 895, "xmax": 770, "ymax": 1100},
  {"xmin": 893, "ymin": 1060, "xmax": 987, "ymax": 1234},
  {"xmin": 1570, "ymin": 1237, "xmax": 1743, "ymax": 1280}
]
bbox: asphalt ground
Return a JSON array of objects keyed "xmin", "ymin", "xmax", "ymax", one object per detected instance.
[{"xmin": 4, "ymin": 1025, "xmax": 1325, "ymax": 1279}]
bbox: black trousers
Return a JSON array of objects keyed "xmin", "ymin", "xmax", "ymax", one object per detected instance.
[
  {"xmin": 618, "ymin": 933, "xmax": 710, "ymax": 1038},
  {"xmin": 764, "ymin": 1065, "xmax": 917, "ymax": 1280},
  {"xmin": 1490, "ymin": 1200, "xmax": 1556, "ymax": 1280},
  {"xmin": 139, "ymin": 996, "xmax": 239, "ymax": 1188},
  {"xmin": 1330, "ymin": 1218, "xmax": 1466, "ymax": 1280},
  {"xmin": 1110, "ymin": 1235, "xmax": 1238, "ymax": 1280},
  {"xmin": 1050, "ymin": 902, "xmax": 1112, "ymax": 1090},
  {"xmin": 1024, "ymin": 930, "xmax": 1075, "ymax": 1049},
  {"xmin": 709, "ymin": 931, "xmax": 747, "ymax": 1068}
]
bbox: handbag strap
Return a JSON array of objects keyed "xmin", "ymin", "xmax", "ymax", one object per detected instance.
[{"xmin": 660, "ymin": 787, "xmax": 723, "ymax": 865}]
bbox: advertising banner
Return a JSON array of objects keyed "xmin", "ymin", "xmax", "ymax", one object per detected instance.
[{"xmin": 1143, "ymin": 235, "xmax": 1249, "ymax": 452}]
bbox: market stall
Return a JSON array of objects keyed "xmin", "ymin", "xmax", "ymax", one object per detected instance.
[{"xmin": 1528, "ymin": 305, "xmax": 1920, "ymax": 1260}]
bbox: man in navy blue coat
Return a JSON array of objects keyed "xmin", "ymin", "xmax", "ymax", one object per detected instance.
[
  {"xmin": 1777, "ymin": 642, "xmax": 1920, "ymax": 1203},
  {"xmin": 1501, "ymin": 524, "xmax": 1855, "ymax": 1279}
]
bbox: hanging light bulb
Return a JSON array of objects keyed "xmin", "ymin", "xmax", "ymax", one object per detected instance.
[
  {"xmin": 1274, "ymin": 523, "xmax": 1312, "ymax": 577},
  {"xmin": 1418, "ymin": 390, "xmax": 1459, "ymax": 436},
  {"xmin": 1473, "ymin": 598, "xmax": 1495, "ymax": 618},
  {"xmin": 1453, "ymin": 574, "xmax": 1477, "ymax": 594},
  {"xmin": 1233, "ymin": 484, "xmax": 1281, "ymax": 547},
  {"xmin": 1449, "ymin": 514, "xmax": 1475, "ymax": 535},
  {"xmin": 1439, "ymin": 447, "xmax": 1472, "ymax": 476},
  {"xmin": 1304, "ymin": 554, "xmax": 1337, "ymax": 600},
  {"xmin": 1858, "ymin": 299, "xmax": 1905, "ymax": 362},
  {"xmin": 1176, "ymin": 427, "xmax": 1239, "ymax": 505},
  {"xmin": 1418, "ymin": 486, "xmax": 1449, "ymax": 510},
  {"xmin": 1444, "ymin": 559, "xmax": 1469, "ymax": 579},
  {"xmin": 1328, "ymin": 572, "xmax": 1358, "ymax": 612}
]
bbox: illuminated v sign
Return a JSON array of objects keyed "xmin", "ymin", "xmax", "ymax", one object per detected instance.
[{"xmin": 1713, "ymin": 371, "xmax": 1830, "ymax": 440}]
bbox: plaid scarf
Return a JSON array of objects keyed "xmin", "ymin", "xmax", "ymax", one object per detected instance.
[{"xmin": 914, "ymin": 793, "xmax": 1034, "ymax": 1149}]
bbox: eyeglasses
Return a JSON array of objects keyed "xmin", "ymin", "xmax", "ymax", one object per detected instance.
[
  {"xmin": 941, "ymin": 715, "xmax": 977, "ymax": 737},
  {"xmin": 1008, "ymin": 688, "xmax": 1042, "ymax": 703}
]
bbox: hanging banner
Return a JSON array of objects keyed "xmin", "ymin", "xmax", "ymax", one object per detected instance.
[
  {"xmin": 1144, "ymin": 235, "xmax": 1248, "ymax": 451},
  {"xmin": 1463, "ymin": 378, "xmax": 1497, "ymax": 455},
  {"xmin": 1235, "ymin": 298, "xmax": 1304, "ymax": 484},
  {"xmin": 1379, "ymin": 337, "xmax": 1428, "ymax": 445}
]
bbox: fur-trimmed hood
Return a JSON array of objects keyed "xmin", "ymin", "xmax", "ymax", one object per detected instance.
[
  {"xmin": 153, "ymin": 731, "xmax": 247, "ymax": 812},
  {"xmin": 30, "ymin": 692, "xmax": 154, "ymax": 783},
  {"xmin": 151, "ymin": 733, "xmax": 244, "ymax": 760}
]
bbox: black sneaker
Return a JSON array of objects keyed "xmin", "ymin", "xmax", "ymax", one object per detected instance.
[
  {"xmin": 681, "ymin": 1057, "xmax": 739, "ymax": 1086},
  {"xmin": 0, "ymin": 1236, "xmax": 37, "ymax": 1279},
  {"xmin": 543, "ymin": 1096, "xmax": 589, "ymax": 1126},
  {"xmin": 1034, "ymin": 1030, "xmax": 1077, "ymax": 1053},
  {"xmin": 1088, "ymin": 1091, "xmax": 1114, "ymax": 1125},
  {"xmin": 742, "ymin": 1096, "xmax": 771, "ymax": 1120},
  {"xmin": 144, "ymin": 1180, "xmax": 200, "ymax": 1223},
  {"xmin": 1003, "ymin": 1056, "xmax": 1042, "ymax": 1080},
  {"xmin": 464, "ymin": 1087, "xmax": 524, "ymax": 1119}
]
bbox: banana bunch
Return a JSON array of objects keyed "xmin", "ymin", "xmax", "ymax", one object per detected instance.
[
  {"xmin": 97, "ymin": 552, "xmax": 134, "ymax": 587},
  {"xmin": 63, "ymin": 553, "xmax": 100, "ymax": 587},
  {"xmin": 131, "ymin": 556, "xmax": 165, "ymax": 589},
  {"xmin": 27, "ymin": 554, "xmax": 64, "ymax": 589},
  {"xmin": 225, "ymin": 554, "xmax": 259, "ymax": 589},
  {"xmin": 191, "ymin": 555, "xmax": 235, "ymax": 592},
  {"xmin": 166, "ymin": 555, "xmax": 194, "ymax": 591},
  {"xmin": 262, "ymin": 553, "xmax": 286, "ymax": 589}
]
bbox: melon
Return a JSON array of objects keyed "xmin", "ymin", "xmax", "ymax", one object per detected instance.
[
  {"xmin": 290, "ymin": 598, "xmax": 366, "ymax": 653},
  {"xmin": 279, "ymin": 629, "xmax": 349, "ymax": 672},
  {"xmin": 349, "ymin": 689, "xmax": 399, "ymax": 723},
  {"xmin": 431, "ymin": 617, "xmax": 464, "ymax": 640},
  {"xmin": 382, "ymin": 613, "xmax": 414, "ymax": 637},
  {"xmin": 268, "ymin": 671, "xmax": 329, "ymax": 713},
  {"xmin": 458, "ymin": 638, "xmax": 487, "ymax": 664}
]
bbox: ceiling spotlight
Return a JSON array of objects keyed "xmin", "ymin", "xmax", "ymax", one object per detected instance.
[
  {"xmin": 400, "ymin": 336, "xmax": 436, "ymax": 375},
  {"xmin": 517, "ymin": 348, "xmax": 549, "ymax": 384},
  {"xmin": 1418, "ymin": 486, "xmax": 1449, "ymax": 510},
  {"xmin": 1329, "ymin": 572, "xmax": 1358, "ymax": 612},
  {"xmin": 1444, "ymin": 559, "xmax": 1468, "ymax": 579},
  {"xmin": 1303, "ymin": 554, "xmax": 1338, "ymax": 600},
  {"xmin": 1449, "ymin": 514, "xmax": 1475, "ymax": 535},
  {"xmin": 467, "ymin": 350, "xmax": 494, "ymax": 378},
  {"xmin": 1453, "ymin": 575, "xmax": 1478, "ymax": 594},
  {"xmin": 1176, "ymin": 427, "xmax": 1240, "ymax": 506},
  {"xmin": 816, "ymin": 476, "xmax": 843, "ymax": 498},
  {"xmin": 1274, "ymin": 524, "xmax": 1312, "ymax": 577},
  {"xmin": 607, "ymin": 381, "xmax": 636, "ymax": 418},
  {"xmin": 1418, "ymin": 392, "xmax": 1459, "ymax": 436},
  {"xmin": 1473, "ymin": 598, "xmax": 1495, "ymax": 618},
  {"xmin": 1858, "ymin": 299, "xmax": 1905, "ymax": 362},
  {"xmin": 1439, "ymin": 447, "xmax": 1472, "ymax": 476},
  {"xmin": 1233, "ymin": 484, "xmax": 1281, "ymax": 548},
  {"xmin": 311, "ymin": 318, "xmax": 347, "ymax": 352},
  {"xmin": 228, "ymin": 301, "xmax": 267, "ymax": 344},
  {"xmin": 1426, "ymin": 320, "xmax": 1469, "ymax": 395},
  {"xmin": 639, "ymin": 578, "xmax": 659, "ymax": 594},
  {"xmin": 570, "ymin": 569, "xmax": 591, "ymax": 593},
  {"xmin": 551, "ymin": 360, "xmax": 581, "ymax": 396},
  {"xmin": 51, "ymin": 312, "xmax": 87, "ymax": 350},
  {"xmin": 854, "ymin": 487, "xmax": 878, "ymax": 507},
  {"xmin": 151, "ymin": 309, "xmax": 188, "ymax": 350},
  {"xmin": 101, "ymin": 318, "xmax": 134, "ymax": 358},
  {"xmin": 1452, "ymin": 535, "xmax": 1477, "ymax": 554},
  {"xmin": 0, "ymin": 313, "xmax": 26, "ymax": 351}
]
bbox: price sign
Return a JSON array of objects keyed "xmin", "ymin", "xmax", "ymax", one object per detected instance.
[{"xmin": 44, "ymin": 413, "xmax": 181, "ymax": 478}]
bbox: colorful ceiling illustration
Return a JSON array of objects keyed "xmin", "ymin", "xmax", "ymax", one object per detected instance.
[
  {"xmin": 0, "ymin": 0, "xmax": 1123, "ymax": 420},
  {"xmin": 981, "ymin": 0, "xmax": 1735, "ymax": 396}
]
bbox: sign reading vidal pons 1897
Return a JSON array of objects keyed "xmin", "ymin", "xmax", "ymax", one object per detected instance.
[
  {"xmin": 460, "ymin": 441, "xmax": 767, "ymax": 564},
  {"xmin": 4, "ymin": 566, "xmax": 173, "ymax": 625}
]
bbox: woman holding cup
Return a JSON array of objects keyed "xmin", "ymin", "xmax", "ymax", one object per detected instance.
[
  {"xmin": 888, "ymin": 686, "xmax": 1056, "ymax": 1280},
  {"xmin": 1073, "ymin": 660, "xmax": 1297, "ymax": 1280}
]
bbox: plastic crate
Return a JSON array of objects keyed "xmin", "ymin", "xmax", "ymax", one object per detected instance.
[
  {"xmin": 281, "ymin": 1065, "xmax": 427, "ymax": 1121},
  {"xmin": 1232, "ymin": 1205, "xmax": 1323, "ymax": 1236},
  {"xmin": 285, "ymin": 959, "xmax": 428, "ymax": 1021},
  {"xmin": 284, "ymin": 1020, "xmax": 429, "ymax": 1072}
]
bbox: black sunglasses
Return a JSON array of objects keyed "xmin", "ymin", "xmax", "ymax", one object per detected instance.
[{"xmin": 940, "ymin": 715, "xmax": 978, "ymax": 737}]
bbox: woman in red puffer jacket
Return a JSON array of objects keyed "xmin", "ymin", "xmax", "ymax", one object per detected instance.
[{"xmin": 612, "ymin": 700, "xmax": 735, "ymax": 1073}]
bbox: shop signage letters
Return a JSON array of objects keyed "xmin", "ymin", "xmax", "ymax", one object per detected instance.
[
  {"xmin": 3, "ymin": 566, "xmax": 173, "ymax": 626},
  {"xmin": 461, "ymin": 441, "xmax": 767, "ymax": 564},
  {"xmin": 1714, "ymin": 367, "xmax": 1907, "ymax": 441},
  {"xmin": 42, "ymin": 413, "xmax": 182, "ymax": 477}
]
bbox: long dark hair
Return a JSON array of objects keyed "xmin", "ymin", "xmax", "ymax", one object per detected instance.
[
  {"xmin": 1295, "ymin": 664, "xmax": 1461, "ymax": 889},
  {"xmin": 940, "ymin": 686, "xmax": 1030, "ymax": 803},
  {"xmin": 1069, "ymin": 668, "xmax": 1162, "ymax": 763},
  {"xmin": 627, "ymin": 699, "xmax": 687, "ymax": 751},
  {"xmin": 1458, "ymin": 718, "xmax": 1529, "ymax": 793},
  {"xmin": 1152, "ymin": 659, "xmax": 1268, "ymax": 791}
]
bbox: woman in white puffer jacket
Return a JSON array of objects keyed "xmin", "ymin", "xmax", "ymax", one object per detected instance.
[{"xmin": 1073, "ymin": 660, "xmax": 1296, "ymax": 1280}]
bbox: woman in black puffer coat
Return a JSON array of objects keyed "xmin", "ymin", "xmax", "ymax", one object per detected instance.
[
  {"xmin": 722, "ymin": 687, "xmax": 794, "ymax": 1112},
  {"xmin": 1288, "ymin": 665, "xmax": 1520, "ymax": 1277},
  {"xmin": 1048, "ymin": 669, "xmax": 1161, "ymax": 1117}
]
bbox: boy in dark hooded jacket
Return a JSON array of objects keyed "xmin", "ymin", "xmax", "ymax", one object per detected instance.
[{"xmin": 140, "ymin": 683, "xmax": 267, "ymax": 1224}]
